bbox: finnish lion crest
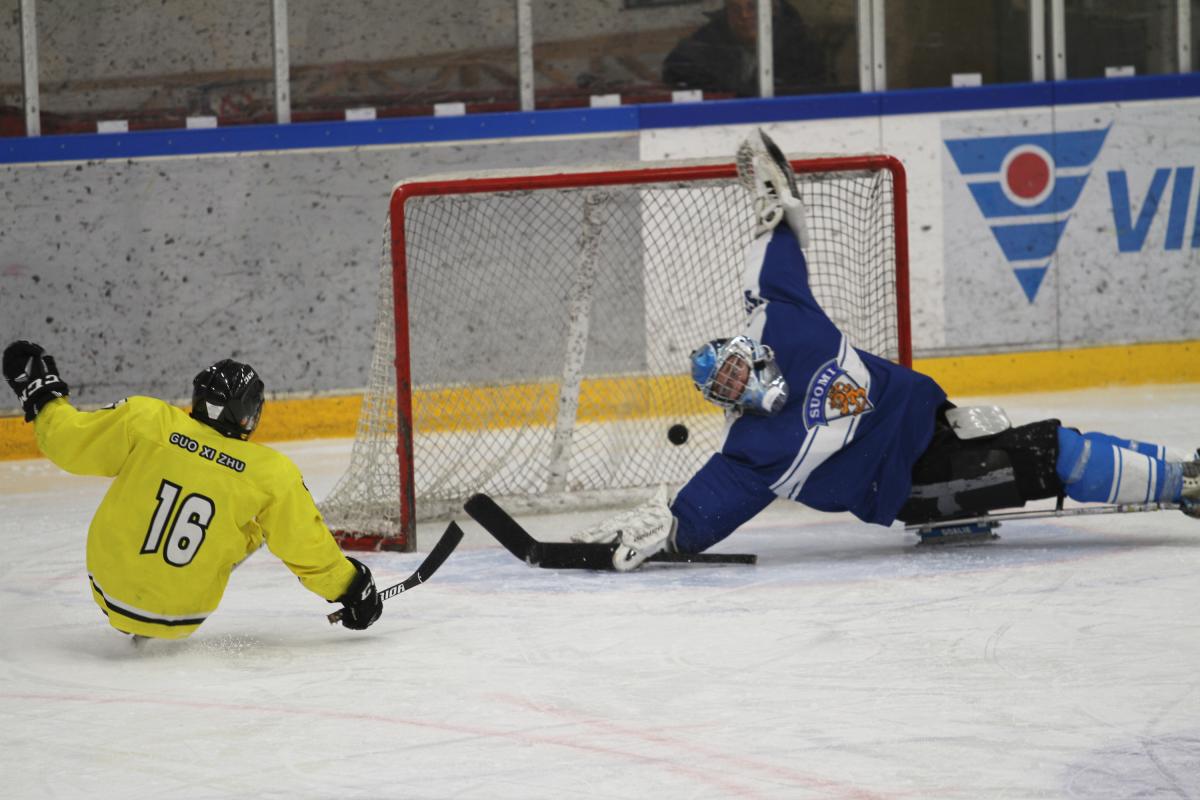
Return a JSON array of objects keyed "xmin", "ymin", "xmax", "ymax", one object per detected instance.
[{"xmin": 803, "ymin": 360, "xmax": 873, "ymax": 429}]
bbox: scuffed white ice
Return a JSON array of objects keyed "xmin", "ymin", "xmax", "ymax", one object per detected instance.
[{"xmin": 2, "ymin": 384, "xmax": 1200, "ymax": 798}]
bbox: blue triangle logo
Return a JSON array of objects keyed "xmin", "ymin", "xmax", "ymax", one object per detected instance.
[
  {"xmin": 944, "ymin": 127, "xmax": 1110, "ymax": 303},
  {"xmin": 1013, "ymin": 265, "xmax": 1049, "ymax": 303}
]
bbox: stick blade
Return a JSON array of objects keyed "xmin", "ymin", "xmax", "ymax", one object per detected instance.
[
  {"xmin": 464, "ymin": 493, "xmax": 539, "ymax": 562},
  {"xmin": 329, "ymin": 521, "xmax": 465, "ymax": 623},
  {"xmin": 650, "ymin": 551, "xmax": 757, "ymax": 565},
  {"xmin": 464, "ymin": 493, "xmax": 756, "ymax": 570},
  {"xmin": 414, "ymin": 520, "xmax": 465, "ymax": 583}
]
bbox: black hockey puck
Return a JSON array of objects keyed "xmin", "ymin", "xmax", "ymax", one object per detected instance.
[{"xmin": 667, "ymin": 423, "xmax": 689, "ymax": 445}]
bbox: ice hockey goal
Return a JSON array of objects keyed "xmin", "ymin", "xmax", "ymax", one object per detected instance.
[{"xmin": 319, "ymin": 155, "xmax": 909, "ymax": 551}]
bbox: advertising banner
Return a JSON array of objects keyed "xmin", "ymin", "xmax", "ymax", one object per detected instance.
[{"xmin": 942, "ymin": 101, "xmax": 1200, "ymax": 351}]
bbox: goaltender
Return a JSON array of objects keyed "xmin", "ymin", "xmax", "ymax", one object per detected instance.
[{"xmin": 3, "ymin": 340, "xmax": 383, "ymax": 639}]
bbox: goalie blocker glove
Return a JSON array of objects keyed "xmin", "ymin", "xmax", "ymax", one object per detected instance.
[
  {"xmin": 3, "ymin": 340, "xmax": 69, "ymax": 422},
  {"xmin": 334, "ymin": 557, "xmax": 383, "ymax": 630},
  {"xmin": 572, "ymin": 485, "xmax": 678, "ymax": 571}
]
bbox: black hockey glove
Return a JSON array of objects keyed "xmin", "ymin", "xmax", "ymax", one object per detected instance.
[
  {"xmin": 334, "ymin": 557, "xmax": 383, "ymax": 630},
  {"xmin": 3, "ymin": 340, "xmax": 70, "ymax": 422}
]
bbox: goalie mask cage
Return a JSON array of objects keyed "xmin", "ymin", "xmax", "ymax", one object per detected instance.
[{"xmin": 320, "ymin": 154, "xmax": 910, "ymax": 551}]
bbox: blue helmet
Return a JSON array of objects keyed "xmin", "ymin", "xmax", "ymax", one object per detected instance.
[{"xmin": 689, "ymin": 335, "xmax": 788, "ymax": 416}]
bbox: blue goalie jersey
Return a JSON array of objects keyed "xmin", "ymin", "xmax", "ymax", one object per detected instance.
[{"xmin": 671, "ymin": 224, "xmax": 947, "ymax": 552}]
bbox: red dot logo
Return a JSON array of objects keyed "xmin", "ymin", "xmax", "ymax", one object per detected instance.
[{"xmin": 1000, "ymin": 145, "xmax": 1055, "ymax": 207}]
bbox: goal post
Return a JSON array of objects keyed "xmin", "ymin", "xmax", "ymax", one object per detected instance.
[{"xmin": 320, "ymin": 155, "xmax": 910, "ymax": 551}]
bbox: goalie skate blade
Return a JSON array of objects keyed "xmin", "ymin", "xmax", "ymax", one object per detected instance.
[
  {"xmin": 915, "ymin": 521, "xmax": 1000, "ymax": 547},
  {"xmin": 464, "ymin": 493, "xmax": 757, "ymax": 570}
]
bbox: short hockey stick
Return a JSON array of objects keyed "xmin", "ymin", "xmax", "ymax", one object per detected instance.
[
  {"xmin": 327, "ymin": 521, "xmax": 465, "ymax": 624},
  {"xmin": 905, "ymin": 501, "xmax": 1183, "ymax": 534},
  {"xmin": 464, "ymin": 493, "xmax": 756, "ymax": 569}
]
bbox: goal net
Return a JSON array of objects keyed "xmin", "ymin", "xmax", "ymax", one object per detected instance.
[{"xmin": 320, "ymin": 155, "xmax": 910, "ymax": 551}]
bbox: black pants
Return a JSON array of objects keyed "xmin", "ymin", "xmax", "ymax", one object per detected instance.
[{"xmin": 897, "ymin": 403, "xmax": 1064, "ymax": 524}]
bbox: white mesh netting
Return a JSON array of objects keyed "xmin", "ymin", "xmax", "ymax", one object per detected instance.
[{"xmin": 319, "ymin": 159, "xmax": 901, "ymax": 549}]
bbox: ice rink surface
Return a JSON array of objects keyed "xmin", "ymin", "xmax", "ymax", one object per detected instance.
[{"xmin": 2, "ymin": 384, "xmax": 1199, "ymax": 799}]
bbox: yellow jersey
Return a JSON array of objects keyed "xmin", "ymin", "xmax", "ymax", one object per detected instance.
[{"xmin": 34, "ymin": 396, "xmax": 356, "ymax": 639}]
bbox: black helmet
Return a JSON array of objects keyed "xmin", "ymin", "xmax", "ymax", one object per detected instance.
[{"xmin": 191, "ymin": 359, "xmax": 265, "ymax": 439}]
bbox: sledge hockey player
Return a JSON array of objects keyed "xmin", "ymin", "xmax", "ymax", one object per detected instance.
[
  {"xmin": 576, "ymin": 129, "xmax": 1200, "ymax": 571},
  {"xmin": 2, "ymin": 342, "xmax": 384, "ymax": 638}
]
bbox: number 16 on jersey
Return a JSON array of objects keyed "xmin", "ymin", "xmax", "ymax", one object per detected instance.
[{"xmin": 142, "ymin": 478, "xmax": 214, "ymax": 567}]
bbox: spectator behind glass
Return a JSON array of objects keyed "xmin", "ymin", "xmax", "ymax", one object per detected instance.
[{"xmin": 662, "ymin": 0, "xmax": 824, "ymax": 98}]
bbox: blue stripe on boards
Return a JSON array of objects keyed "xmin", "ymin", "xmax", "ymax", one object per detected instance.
[
  {"xmin": 4, "ymin": 74, "xmax": 1199, "ymax": 165},
  {"xmin": 0, "ymin": 106, "xmax": 639, "ymax": 164}
]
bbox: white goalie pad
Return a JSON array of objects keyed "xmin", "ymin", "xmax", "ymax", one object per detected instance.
[{"xmin": 944, "ymin": 406, "xmax": 1013, "ymax": 440}]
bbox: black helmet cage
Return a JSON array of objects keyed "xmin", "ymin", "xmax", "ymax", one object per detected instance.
[{"xmin": 190, "ymin": 359, "xmax": 265, "ymax": 439}]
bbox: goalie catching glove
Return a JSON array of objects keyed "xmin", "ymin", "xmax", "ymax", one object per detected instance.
[
  {"xmin": 333, "ymin": 557, "xmax": 383, "ymax": 630},
  {"xmin": 572, "ymin": 485, "xmax": 678, "ymax": 571},
  {"xmin": 736, "ymin": 128, "xmax": 810, "ymax": 245},
  {"xmin": 3, "ymin": 340, "xmax": 69, "ymax": 422}
]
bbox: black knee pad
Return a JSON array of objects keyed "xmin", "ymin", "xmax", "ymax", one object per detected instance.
[{"xmin": 898, "ymin": 418, "xmax": 1063, "ymax": 524}]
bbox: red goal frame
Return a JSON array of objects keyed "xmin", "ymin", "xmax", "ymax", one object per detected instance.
[{"xmin": 370, "ymin": 155, "xmax": 909, "ymax": 549}]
